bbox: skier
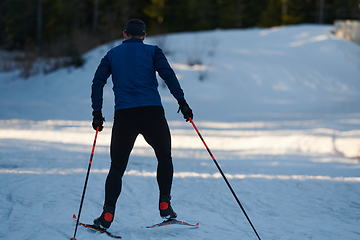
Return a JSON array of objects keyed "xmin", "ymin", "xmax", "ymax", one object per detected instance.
[{"xmin": 91, "ymin": 19, "xmax": 193, "ymax": 229}]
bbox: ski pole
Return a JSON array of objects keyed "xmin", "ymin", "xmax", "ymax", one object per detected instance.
[
  {"xmin": 71, "ymin": 126, "xmax": 99, "ymax": 240},
  {"xmin": 189, "ymin": 118, "xmax": 262, "ymax": 240}
]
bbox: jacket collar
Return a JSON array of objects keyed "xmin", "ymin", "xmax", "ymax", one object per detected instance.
[{"xmin": 122, "ymin": 37, "xmax": 143, "ymax": 44}]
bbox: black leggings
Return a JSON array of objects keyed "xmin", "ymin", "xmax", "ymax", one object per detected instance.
[{"xmin": 104, "ymin": 106, "xmax": 173, "ymax": 207}]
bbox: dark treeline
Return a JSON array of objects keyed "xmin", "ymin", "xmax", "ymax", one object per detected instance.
[{"xmin": 0, "ymin": 0, "xmax": 358, "ymax": 56}]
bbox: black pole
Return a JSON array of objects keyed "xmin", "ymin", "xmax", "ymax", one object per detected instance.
[
  {"xmin": 189, "ymin": 118, "xmax": 261, "ymax": 240},
  {"xmin": 71, "ymin": 127, "xmax": 99, "ymax": 240}
]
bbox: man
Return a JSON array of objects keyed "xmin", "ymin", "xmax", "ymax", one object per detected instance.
[{"xmin": 91, "ymin": 19, "xmax": 193, "ymax": 229}]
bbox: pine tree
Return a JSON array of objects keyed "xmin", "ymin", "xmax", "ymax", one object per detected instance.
[{"xmin": 259, "ymin": 0, "xmax": 282, "ymax": 27}]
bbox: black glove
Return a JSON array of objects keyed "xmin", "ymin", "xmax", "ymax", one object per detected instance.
[
  {"xmin": 177, "ymin": 98, "xmax": 193, "ymax": 122},
  {"xmin": 92, "ymin": 111, "xmax": 105, "ymax": 132}
]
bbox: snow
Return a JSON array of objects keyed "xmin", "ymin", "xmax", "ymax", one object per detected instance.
[{"xmin": 0, "ymin": 24, "xmax": 360, "ymax": 239}]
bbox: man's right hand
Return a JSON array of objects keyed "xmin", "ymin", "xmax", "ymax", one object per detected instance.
[{"xmin": 92, "ymin": 111, "xmax": 105, "ymax": 131}]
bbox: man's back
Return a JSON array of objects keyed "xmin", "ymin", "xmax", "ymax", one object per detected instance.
[{"xmin": 108, "ymin": 37, "xmax": 161, "ymax": 110}]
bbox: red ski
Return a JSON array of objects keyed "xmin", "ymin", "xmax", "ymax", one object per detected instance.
[
  {"xmin": 73, "ymin": 214, "xmax": 121, "ymax": 238},
  {"xmin": 146, "ymin": 219, "xmax": 199, "ymax": 228}
]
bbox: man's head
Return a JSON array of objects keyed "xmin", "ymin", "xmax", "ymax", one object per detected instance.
[{"xmin": 123, "ymin": 19, "xmax": 146, "ymax": 40}]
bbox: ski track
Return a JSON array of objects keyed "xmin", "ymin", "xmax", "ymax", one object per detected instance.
[
  {"xmin": 0, "ymin": 119, "xmax": 360, "ymax": 240},
  {"xmin": 0, "ymin": 129, "xmax": 360, "ymax": 239}
]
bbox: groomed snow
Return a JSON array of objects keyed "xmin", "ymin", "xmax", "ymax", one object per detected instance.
[{"xmin": 0, "ymin": 24, "xmax": 359, "ymax": 240}]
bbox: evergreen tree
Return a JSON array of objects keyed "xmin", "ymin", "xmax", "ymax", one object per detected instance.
[
  {"xmin": 284, "ymin": 0, "xmax": 317, "ymax": 24},
  {"xmin": 259, "ymin": 0, "xmax": 282, "ymax": 27},
  {"xmin": 2, "ymin": 0, "xmax": 38, "ymax": 49},
  {"xmin": 241, "ymin": 0, "xmax": 270, "ymax": 28},
  {"xmin": 0, "ymin": 0, "xmax": 358, "ymax": 54}
]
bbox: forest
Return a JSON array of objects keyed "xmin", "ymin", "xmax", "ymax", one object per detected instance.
[{"xmin": 0, "ymin": 0, "xmax": 358, "ymax": 68}]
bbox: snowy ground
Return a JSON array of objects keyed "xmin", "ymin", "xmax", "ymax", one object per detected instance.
[{"xmin": 0, "ymin": 25, "xmax": 360, "ymax": 240}]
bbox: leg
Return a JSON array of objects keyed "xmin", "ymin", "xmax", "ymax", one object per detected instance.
[
  {"xmin": 95, "ymin": 109, "xmax": 139, "ymax": 228},
  {"xmin": 140, "ymin": 107, "xmax": 177, "ymax": 219},
  {"xmin": 105, "ymin": 110, "xmax": 139, "ymax": 207},
  {"xmin": 140, "ymin": 107, "xmax": 173, "ymax": 196}
]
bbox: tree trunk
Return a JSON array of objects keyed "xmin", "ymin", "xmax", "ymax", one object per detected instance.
[
  {"xmin": 319, "ymin": 0, "xmax": 325, "ymax": 24},
  {"xmin": 37, "ymin": 0, "xmax": 42, "ymax": 45},
  {"xmin": 93, "ymin": 0, "xmax": 99, "ymax": 32}
]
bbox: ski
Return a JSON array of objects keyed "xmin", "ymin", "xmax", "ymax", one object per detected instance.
[
  {"xmin": 146, "ymin": 219, "xmax": 199, "ymax": 228},
  {"xmin": 73, "ymin": 214, "xmax": 121, "ymax": 238}
]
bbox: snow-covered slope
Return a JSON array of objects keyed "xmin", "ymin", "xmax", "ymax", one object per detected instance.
[
  {"xmin": 1, "ymin": 25, "xmax": 359, "ymax": 122},
  {"xmin": 0, "ymin": 25, "xmax": 359, "ymax": 240}
]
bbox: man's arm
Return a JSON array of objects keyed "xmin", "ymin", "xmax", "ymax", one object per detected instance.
[
  {"xmin": 154, "ymin": 46, "xmax": 184, "ymax": 100},
  {"xmin": 91, "ymin": 54, "xmax": 111, "ymax": 131},
  {"xmin": 91, "ymin": 54, "xmax": 111, "ymax": 111},
  {"xmin": 154, "ymin": 46, "xmax": 193, "ymax": 121}
]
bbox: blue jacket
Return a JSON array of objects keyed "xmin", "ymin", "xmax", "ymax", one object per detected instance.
[{"xmin": 91, "ymin": 37, "xmax": 184, "ymax": 111}]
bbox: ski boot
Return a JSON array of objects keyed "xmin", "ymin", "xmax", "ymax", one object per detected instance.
[
  {"xmin": 93, "ymin": 205, "xmax": 115, "ymax": 229},
  {"xmin": 159, "ymin": 195, "xmax": 177, "ymax": 220}
]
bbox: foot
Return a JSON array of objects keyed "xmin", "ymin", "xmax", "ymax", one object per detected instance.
[
  {"xmin": 93, "ymin": 205, "xmax": 115, "ymax": 229},
  {"xmin": 159, "ymin": 195, "xmax": 177, "ymax": 220}
]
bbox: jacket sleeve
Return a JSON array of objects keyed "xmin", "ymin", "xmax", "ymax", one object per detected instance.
[
  {"xmin": 91, "ymin": 54, "xmax": 111, "ymax": 111},
  {"xmin": 154, "ymin": 46, "xmax": 184, "ymax": 100}
]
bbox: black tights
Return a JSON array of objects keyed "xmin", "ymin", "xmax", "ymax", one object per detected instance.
[{"xmin": 104, "ymin": 106, "xmax": 173, "ymax": 207}]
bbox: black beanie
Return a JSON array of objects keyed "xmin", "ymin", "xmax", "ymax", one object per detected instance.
[{"xmin": 125, "ymin": 19, "xmax": 146, "ymax": 36}]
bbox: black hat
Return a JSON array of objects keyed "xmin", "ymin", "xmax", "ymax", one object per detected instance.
[{"xmin": 125, "ymin": 19, "xmax": 146, "ymax": 36}]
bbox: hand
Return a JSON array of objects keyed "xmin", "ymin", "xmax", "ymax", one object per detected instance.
[
  {"xmin": 92, "ymin": 111, "xmax": 105, "ymax": 131},
  {"xmin": 177, "ymin": 98, "xmax": 193, "ymax": 122}
]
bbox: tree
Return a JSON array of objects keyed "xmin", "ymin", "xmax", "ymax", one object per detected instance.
[
  {"xmin": 259, "ymin": 0, "xmax": 282, "ymax": 27},
  {"xmin": 0, "ymin": 0, "xmax": 358, "ymax": 54},
  {"xmin": 1, "ymin": 0, "xmax": 38, "ymax": 49}
]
